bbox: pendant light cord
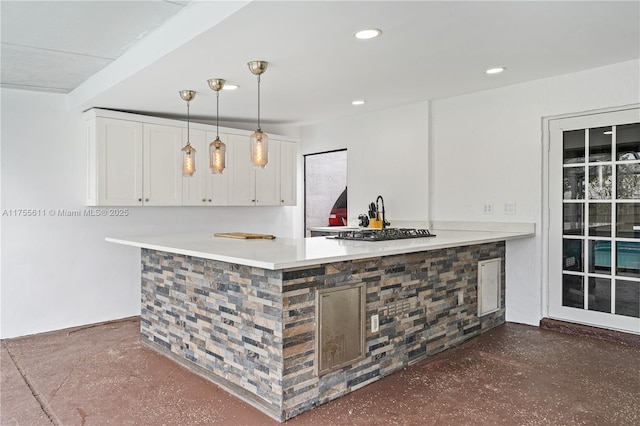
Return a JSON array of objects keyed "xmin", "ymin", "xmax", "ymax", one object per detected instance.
[
  {"xmin": 257, "ymin": 74, "xmax": 261, "ymax": 131},
  {"xmin": 186, "ymin": 101, "xmax": 191, "ymax": 145},
  {"xmin": 216, "ymin": 90, "xmax": 220, "ymax": 138}
]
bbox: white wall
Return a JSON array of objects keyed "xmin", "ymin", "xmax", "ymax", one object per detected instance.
[
  {"xmin": 0, "ymin": 88, "xmax": 296, "ymax": 338},
  {"xmin": 300, "ymin": 102, "xmax": 430, "ymax": 227},
  {"xmin": 431, "ymin": 60, "xmax": 640, "ymax": 325}
]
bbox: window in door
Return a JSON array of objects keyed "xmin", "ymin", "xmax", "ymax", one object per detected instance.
[{"xmin": 550, "ymin": 109, "xmax": 640, "ymax": 334}]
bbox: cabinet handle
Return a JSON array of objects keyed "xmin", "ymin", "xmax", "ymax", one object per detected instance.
[
  {"xmin": 208, "ymin": 199, "xmax": 212, "ymax": 202},
  {"xmin": 145, "ymin": 198, "xmax": 149, "ymax": 202},
  {"xmin": 138, "ymin": 198, "xmax": 142, "ymax": 202},
  {"xmin": 202, "ymin": 199, "xmax": 206, "ymax": 202},
  {"xmin": 252, "ymin": 199, "xmax": 255, "ymax": 202},
  {"xmin": 281, "ymin": 200, "xmax": 284, "ymax": 203}
]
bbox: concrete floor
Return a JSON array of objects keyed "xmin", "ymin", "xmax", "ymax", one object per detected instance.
[{"xmin": 2, "ymin": 319, "xmax": 639, "ymax": 426}]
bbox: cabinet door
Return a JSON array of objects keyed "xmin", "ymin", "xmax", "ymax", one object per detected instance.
[
  {"xmin": 95, "ymin": 117, "xmax": 143, "ymax": 206},
  {"xmin": 255, "ymin": 139, "xmax": 280, "ymax": 206},
  {"xmin": 228, "ymin": 134, "xmax": 256, "ymax": 205},
  {"xmin": 182, "ymin": 128, "xmax": 208, "ymax": 206},
  {"xmin": 207, "ymin": 131, "xmax": 230, "ymax": 206},
  {"xmin": 280, "ymin": 141, "xmax": 297, "ymax": 205},
  {"xmin": 143, "ymin": 124, "xmax": 183, "ymax": 206}
]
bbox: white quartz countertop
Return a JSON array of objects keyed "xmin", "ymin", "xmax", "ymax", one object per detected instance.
[{"xmin": 106, "ymin": 226, "xmax": 534, "ymax": 270}]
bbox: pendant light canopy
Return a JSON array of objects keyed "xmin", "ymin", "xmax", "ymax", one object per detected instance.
[
  {"xmin": 248, "ymin": 60, "xmax": 269, "ymax": 169},
  {"xmin": 207, "ymin": 78, "xmax": 227, "ymax": 174},
  {"xmin": 179, "ymin": 90, "xmax": 197, "ymax": 177}
]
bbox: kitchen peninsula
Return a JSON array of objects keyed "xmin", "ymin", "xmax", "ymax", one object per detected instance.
[{"xmin": 107, "ymin": 223, "xmax": 534, "ymax": 421}]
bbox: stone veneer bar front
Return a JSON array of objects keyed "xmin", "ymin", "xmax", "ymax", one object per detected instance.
[{"xmin": 139, "ymin": 241, "xmax": 506, "ymax": 421}]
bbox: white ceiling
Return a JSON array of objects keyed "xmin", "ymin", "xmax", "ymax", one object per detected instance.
[
  {"xmin": 1, "ymin": 1, "xmax": 189, "ymax": 93},
  {"xmin": 2, "ymin": 1, "xmax": 639, "ymax": 127}
]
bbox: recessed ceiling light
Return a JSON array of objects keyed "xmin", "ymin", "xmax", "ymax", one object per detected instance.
[
  {"xmin": 354, "ymin": 29, "xmax": 382, "ymax": 40},
  {"xmin": 223, "ymin": 84, "xmax": 239, "ymax": 90},
  {"xmin": 603, "ymin": 130, "xmax": 613, "ymax": 135},
  {"xmin": 352, "ymin": 100, "xmax": 365, "ymax": 106},
  {"xmin": 486, "ymin": 67, "xmax": 506, "ymax": 75}
]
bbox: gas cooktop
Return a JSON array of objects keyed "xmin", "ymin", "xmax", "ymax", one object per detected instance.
[{"xmin": 333, "ymin": 228, "xmax": 436, "ymax": 241}]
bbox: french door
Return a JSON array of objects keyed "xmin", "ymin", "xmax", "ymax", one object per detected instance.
[{"xmin": 549, "ymin": 108, "xmax": 640, "ymax": 334}]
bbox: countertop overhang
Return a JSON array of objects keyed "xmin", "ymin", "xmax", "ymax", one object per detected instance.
[{"xmin": 106, "ymin": 224, "xmax": 534, "ymax": 270}]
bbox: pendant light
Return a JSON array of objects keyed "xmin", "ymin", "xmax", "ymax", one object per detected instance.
[
  {"xmin": 179, "ymin": 90, "xmax": 197, "ymax": 177},
  {"xmin": 207, "ymin": 78, "xmax": 227, "ymax": 174},
  {"xmin": 247, "ymin": 60, "xmax": 269, "ymax": 168}
]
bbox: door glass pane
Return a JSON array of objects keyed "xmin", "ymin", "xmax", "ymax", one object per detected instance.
[
  {"xmin": 616, "ymin": 164, "xmax": 640, "ymax": 199},
  {"xmin": 588, "ymin": 277, "xmax": 611, "ymax": 313},
  {"xmin": 589, "ymin": 240, "xmax": 611, "ymax": 274},
  {"xmin": 589, "ymin": 126, "xmax": 612, "ymax": 162},
  {"xmin": 588, "ymin": 203, "xmax": 611, "ymax": 236},
  {"xmin": 616, "ymin": 123, "xmax": 640, "ymax": 161},
  {"xmin": 563, "ymin": 274, "xmax": 584, "ymax": 308},
  {"xmin": 563, "ymin": 239, "xmax": 583, "ymax": 272},
  {"xmin": 617, "ymin": 241, "xmax": 640, "ymax": 278},
  {"xmin": 563, "ymin": 203, "xmax": 584, "ymax": 236},
  {"xmin": 588, "ymin": 165, "xmax": 612, "ymax": 199},
  {"xmin": 615, "ymin": 280, "xmax": 640, "ymax": 318},
  {"xmin": 616, "ymin": 203, "xmax": 640, "ymax": 239},
  {"xmin": 564, "ymin": 167, "xmax": 585, "ymax": 200},
  {"xmin": 564, "ymin": 129, "xmax": 585, "ymax": 164}
]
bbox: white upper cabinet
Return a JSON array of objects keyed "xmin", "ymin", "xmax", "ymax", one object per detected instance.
[
  {"xmin": 143, "ymin": 124, "xmax": 183, "ymax": 206},
  {"xmin": 181, "ymin": 128, "xmax": 207, "ymax": 206},
  {"xmin": 229, "ymin": 135, "xmax": 283, "ymax": 206},
  {"xmin": 182, "ymin": 129, "xmax": 230, "ymax": 206},
  {"xmin": 228, "ymin": 134, "xmax": 256, "ymax": 205},
  {"xmin": 87, "ymin": 117, "xmax": 143, "ymax": 206},
  {"xmin": 85, "ymin": 109, "xmax": 297, "ymax": 207},
  {"xmin": 279, "ymin": 140, "xmax": 297, "ymax": 206},
  {"xmin": 255, "ymin": 139, "xmax": 280, "ymax": 206},
  {"xmin": 207, "ymin": 131, "xmax": 231, "ymax": 205}
]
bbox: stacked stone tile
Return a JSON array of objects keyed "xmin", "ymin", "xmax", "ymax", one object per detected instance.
[{"xmin": 141, "ymin": 242, "xmax": 505, "ymax": 421}]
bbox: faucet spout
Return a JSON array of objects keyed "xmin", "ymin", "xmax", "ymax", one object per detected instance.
[{"xmin": 376, "ymin": 195, "xmax": 386, "ymax": 229}]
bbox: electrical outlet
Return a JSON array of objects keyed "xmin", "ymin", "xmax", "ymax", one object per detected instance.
[
  {"xmin": 504, "ymin": 202, "xmax": 516, "ymax": 215},
  {"xmin": 371, "ymin": 314, "xmax": 379, "ymax": 332},
  {"xmin": 483, "ymin": 204, "xmax": 494, "ymax": 214}
]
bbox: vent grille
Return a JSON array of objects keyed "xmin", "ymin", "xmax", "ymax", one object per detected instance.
[{"xmin": 386, "ymin": 297, "xmax": 418, "ymax": 316}]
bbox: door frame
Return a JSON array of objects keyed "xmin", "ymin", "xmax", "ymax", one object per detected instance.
[
  {"xmin": 303, "ymin": 148, "xmax": 348, "ymax": 235},
  {"xmin": 542, "ymin": 104, "xmax": 640, "ymax": 333}
]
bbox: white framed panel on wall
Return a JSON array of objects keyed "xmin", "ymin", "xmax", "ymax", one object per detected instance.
[{"xmin": 478, "ymin": 258, "xmax": 501, "ymax": 316}]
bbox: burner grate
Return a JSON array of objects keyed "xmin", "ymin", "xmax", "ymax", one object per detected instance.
[{"xmin": 334, "ymin": 228, "xmax": 436, "ymax": 241}]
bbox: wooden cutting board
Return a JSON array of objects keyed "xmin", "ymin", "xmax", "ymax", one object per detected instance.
[{"xmin": 214, "ymin": 232, "xmax": 276, "ymax": 240}]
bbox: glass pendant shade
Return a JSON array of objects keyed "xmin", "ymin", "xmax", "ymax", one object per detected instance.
[
  {"xmin": 207, "ymin": 78, "xmax": 226, "ymax": 174},
  {"xmin": 181, "ymin": 143, "xmax": 196, "ymax": 177},
  {"xmin": 250, "ymin": 130, "xmax": 268, "ymax": 169},
  {"xmin": 209, "ymin": 137, "xmax": 226, "ymax": 174}
]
